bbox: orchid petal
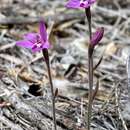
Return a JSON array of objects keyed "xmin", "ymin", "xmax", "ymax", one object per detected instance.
[
  {"xmin": 66, "ymin": 0, "xmax": 80, "ymax": 9},
  {"xmin": 90, "ymin": 0, "xmax": 96, "ymax": 3},
  {"xmin": 31, "ymin": 41, "xmax": 50, "ymax": 53},
  {"xmin": 66, "ymin": 0, "xmax": 96, "ymax": 9},
  {"xmin": 42, "ymin": 41, "xmax": 50, "ymax": 49},
  {"xmin": 23, "ymin": 33, "xmax": 38, "ymax": 43},
  {"xmin": 80, "ymin": 1, "xmax": 90, "ymax": 8},
  {"xmin": 32, "ymin": 46, "xmax": 43, "ymax": 52},
  {"xmin": 16, "ymin": 40, "xmax": 33, "ymax": 48},
  {"xmin": 39, "ymin": 20, "xmax": 47, "ymax": 42}
]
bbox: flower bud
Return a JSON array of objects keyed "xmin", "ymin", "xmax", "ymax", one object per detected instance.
[{"xmin": 90, "ymin": 27, "xmax": 104, "ymax": 46}]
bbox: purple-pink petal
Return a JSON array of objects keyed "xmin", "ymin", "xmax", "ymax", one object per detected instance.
[
  {"xmin": 66, "ymin": 0, "xmax": 80, "ymax": 8},
  {"xmin": 80, "ymin": 1, "xmax": 92, "ymax": 8},
  {"xmin": 39, "ymin": 20, "xmax": 47, "ymax": 42},
  {"xmin": 42, "ymin": 41, "xmax": 50, "ymax": 49},
  {"xmin": 66, "ymin": 0, "xmax": 96, "ymax": 9},
  {"xmin": 31, "ymin": 41, "xmax": 50, "ymax": 53},
  {"xmin": 90, "ymin": 0, "xmax": 96, "ymax": 3},
  {"xmin": 23, "ymin": 33, "xmax": 38, "ymax": 43},
  {"xmin": 32, "ymin": 47, "xmax": 42, "ymax": 52},
  {"xmin": 16, "ymin": 40, "xmax": 33, "ymax": 48}
]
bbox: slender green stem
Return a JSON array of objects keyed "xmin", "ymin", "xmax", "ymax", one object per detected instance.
[
  {"xmin": 85, "ymin": 7, "xmax": 93, "ymax": 130},
  {"xmin": 47, "ymin": 62, "xmax": 57, "ymax": 130},
  {"xmin": 42, "ymin": 49, "xmax": 57, "ymax": 130},
  {"xmin": 87, "ymin": 46, "xmax": 93, "ymax": 130}
]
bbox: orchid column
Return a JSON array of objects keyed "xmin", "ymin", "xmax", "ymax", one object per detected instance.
[
  {"xmin": 66, "ymin": 0, "xmax": 104, "ymax": 130},
  {"xmin": 16, "ymin": 20, "xmax": 57, "ymax": 130}
]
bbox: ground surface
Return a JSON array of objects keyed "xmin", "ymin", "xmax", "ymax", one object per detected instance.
[{"xmin": 0, "ymin": 0, "xmax": 130, "ymax": 130}]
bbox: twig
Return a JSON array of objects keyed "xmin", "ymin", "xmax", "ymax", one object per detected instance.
[
  {"xmin": 0, "ymin": 12, "xmax": 85, "ymax": 25},
  {"xmin": 115, "ymin": 83, "xmax": 128, "ymax": 130},
  {"xmin": 0, "ymin": 116, "xmax": 24, "ymax": 130},
  {"xmin": 126, "ymin": 54, "xmax": 130, "ymax": 100}
]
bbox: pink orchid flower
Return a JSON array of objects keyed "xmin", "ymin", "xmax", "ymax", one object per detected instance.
[
  {"xmin": 66, "ymin": 0, "xmax": 96, "ymax": 9},
  {"xmin": 90, "ymin": 27, "xmax": 104, "ymax": 46},
  {"xmin": 16, "ymin": 20, "xmax": 50, "ymax": 52}
]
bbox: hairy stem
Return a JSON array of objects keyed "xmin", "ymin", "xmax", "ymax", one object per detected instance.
[{"xmin": 42, "ymin": 49, "xmax": 57, "ymax": 130}]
